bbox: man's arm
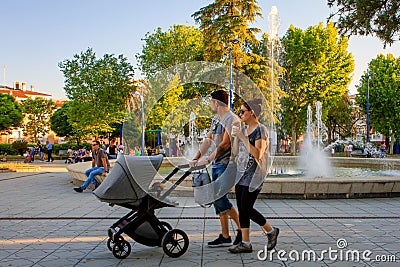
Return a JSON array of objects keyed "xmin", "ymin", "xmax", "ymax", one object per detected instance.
[
  {"xmin": 208, "ymin": 127, "xmax": 231, "ymax": 162},
  {"xmin": 189, "ymin": 131, "xmax": 212, "ymax": 166},
  {"xmin": 101, "ymin": 157, "xmax": 108, "ymax": 176}
]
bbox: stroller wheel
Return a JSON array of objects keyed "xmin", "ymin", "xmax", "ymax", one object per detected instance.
[
  {"xmin": 160, "ymin": 221, "xmax": 173, "ymax": 231},
  {"xmin": 161, "ymin": 229, "xmax": 189, "ymax": 258},
  {"xmin": 106, "ymin": 238, "xmax": 114, "ymax": 251},
  {"xmin": 112, "ymin": 240, "xmax": 131, "ymax": 259}
]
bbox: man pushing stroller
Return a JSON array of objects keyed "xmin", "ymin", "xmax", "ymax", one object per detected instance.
[
  {"xmin": 74, "ymin": 140, "xmax": 110, "ymax": 193},
  {"xmin": 190, "ymin": 90, "xmax": 242, "ymax": 247}
]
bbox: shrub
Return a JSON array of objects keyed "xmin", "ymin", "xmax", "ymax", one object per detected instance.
[
  {"xmin": 0, "ymin": 144, "xmax": 13, "ymax": 155},
  {"xmin": 11, "ymin": 140, "xmax": 28, "ymax": 156}
]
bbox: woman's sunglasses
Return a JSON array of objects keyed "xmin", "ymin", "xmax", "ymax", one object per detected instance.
[{"xmin": 239, "ymin": 109, "xmax": 250, "ymax": 115}]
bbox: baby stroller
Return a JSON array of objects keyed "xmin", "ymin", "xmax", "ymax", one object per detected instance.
[{"xmin": 93, "ymin": 154, "xmax": 204, "ymax": 259}]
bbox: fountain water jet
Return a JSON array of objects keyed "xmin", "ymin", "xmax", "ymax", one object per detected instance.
[
  {"xmin": 184, "ymin": 112, "xmax": 199, "ymax": 159},
  {"xmin": 268, "ymin": 6, "xmax": 280, "ymax": 156},
  {"xmin": 299, "ymin": 101, "xmax": 331, "ymax": 177}
]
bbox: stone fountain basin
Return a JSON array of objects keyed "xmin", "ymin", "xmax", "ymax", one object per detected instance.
[
  {"xmin": 66, "ymin": 156, "xmax": 400, "ymax": 199},
  {"xmin": 262, "ymin": 156, "xmax": 400, "ymax": 198},
  {"xmin": 261, "ymin": 176, "xmax": 400, "ymax": 199}
]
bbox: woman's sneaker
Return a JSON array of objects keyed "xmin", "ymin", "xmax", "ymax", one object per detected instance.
[
  {"xmin": 228, "ymin": 241, "xmax": 252, "ymax": 253},
  {"xmin": 267, "ymin": 227, "xmax": 279, "ymax": 250},
  {"xmin": 208, "ymin": 234, "xmax": 232, "ymax": 247},
  {"xmin": 233, "ymin": 229, "xmax": 242, "ymax": 245}
]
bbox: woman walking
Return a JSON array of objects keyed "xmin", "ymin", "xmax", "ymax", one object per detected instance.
[{"xmin": 229, "ymin": 98, "xmax": 279, "ymax": 253}]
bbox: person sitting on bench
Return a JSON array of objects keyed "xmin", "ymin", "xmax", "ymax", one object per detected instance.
[{"xmin": 73, "ymin": 140, "xmax": 110, "ymax": 193}]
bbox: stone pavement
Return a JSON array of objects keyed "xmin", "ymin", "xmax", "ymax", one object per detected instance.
[{"xmin": 0, "ymin": 161, "xmax": 399, "ymax": 266}]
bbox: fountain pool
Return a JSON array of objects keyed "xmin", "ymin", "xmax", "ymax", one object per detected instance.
[{"xmin": 269, "ymin": 166, "xmax": 400, "ymax": 178}]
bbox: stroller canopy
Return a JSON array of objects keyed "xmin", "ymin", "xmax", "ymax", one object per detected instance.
[{"xmin": 93, "ymin": 154, "xmax": 163, "ymax": 206}]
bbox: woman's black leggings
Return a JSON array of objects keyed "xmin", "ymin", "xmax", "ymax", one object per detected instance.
[{"xmin": 235, "ymin": 184, "xmax": 266, "ymax": 228}]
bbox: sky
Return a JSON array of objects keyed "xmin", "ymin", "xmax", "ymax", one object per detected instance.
[{"xmin": 2, "ymin": 0, "xmax": 399, "ymax": 99}]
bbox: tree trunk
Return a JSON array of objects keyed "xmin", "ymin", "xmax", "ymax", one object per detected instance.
[
  {"xmin": 389, "ymin": 134, "xmax": 394, "ymax": 155},
  {"xmin": 291, "ymin": 126, "xmax": 297, "ymax": 156},
  {"xmin": 327, "ymin": 124, "xmax": 333, "ymax": 144}
]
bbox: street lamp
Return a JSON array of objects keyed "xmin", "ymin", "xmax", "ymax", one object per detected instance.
[
  {"xmin": 229, "ymin": 39, "xmax": 239, "ymax": 110},
  {"xmin": 366, "ymin": 71, "xmax": 374, "ymax": 143},
  {"xmin": 133, "ymin": 87, "xmax": 145, "ymax": 156}
]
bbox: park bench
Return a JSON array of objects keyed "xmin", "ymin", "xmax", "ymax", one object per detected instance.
[
  {"xmin": 58, "ymin": 150, "xmax": 68, "ymax": 160},
  {"xmin": 66, "ymin": 160, "xmax": 116, "ymax": 189}
]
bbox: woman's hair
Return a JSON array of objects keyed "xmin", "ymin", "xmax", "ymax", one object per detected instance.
[{"xmin": 243, "ymin": 98, "xmax": 263, "ymax": 117}]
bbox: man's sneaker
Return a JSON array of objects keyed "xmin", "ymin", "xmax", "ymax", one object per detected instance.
[
  {"xmin": 233, "ymin": 229, "xmax": 242, "ymax": 246},
  {"xmin": 267, "ymin": 227, "xmax": 279, "ymax": 251},
  {"xmin": 208, "ymin": 234, "xmax": 232, "ymax": 247},
  {"xmin": 73, "ymin": 187, "xmax": 83, "ymax": 193},
  {"xmin": 228, "ymin": 241, "xmax": 252, "ymax": 253}
]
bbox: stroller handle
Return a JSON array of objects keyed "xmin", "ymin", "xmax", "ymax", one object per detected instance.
[
  {"xmin": 177, "ymin": 164, "xmax": 190, "ymax": 169},
  {"xmin": 161, "ymin": 163, "xmax": 207, "ymax": 184},
  {"xmin": 178, "ymin": 163, "xmax": 208, "ymax": 171}
]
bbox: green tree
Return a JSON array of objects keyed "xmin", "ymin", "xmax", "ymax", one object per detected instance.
[
  {"xmin": 356, "ymin": 54, "xmax": 400, "ymax": 147},
  {"xmin": 280, "ymin": 22, "xmax": 354, "ymax": 154},
  {"xmin": 137, "ymin": 24, "xmax": 214, "ymax": 146},
  {"xmin": 192, "ymin": 0, "xmax": 262, "ymax": 68},
  {"xmin": 58, "ymin": 48, "xmax": 136, "ymax": 137},
  {"xmin": 103, "ymin": 122, "xmax": 123, "ymax": 141},
  {"xmin": 0, "ymin": 93, "xmax": 23, "ymax": 132},
  {"xmin": 137, "ymin": 24, "xmax": 211, "ymax": 101},
  {"xmin": 146, "ymin": 75, "xmax": 185, "ymax": 131},
  {"xmin": 328, "ymin": 0, "xmax": 400, "ymax": 47},
  {"xmin": 325, "ymin": 93, "xmax": 354, "ymax": 142},
  {"xmin": 50, "ymin": 102, "xmax": 73, "ymax": 138},
  {"xmin": 21, "ymin": 97, "xmax": 56, "ymax": 142},
  {"xmin": 163, "ymin": 96, "xmax": 213, "ymax": 136},
  {"xmin": 137, "ymin": 25, "xmax": 204, "ymax": 78},
  {"xmin": 50, "ymin": 102, "xmax": 85, "ymax": 143},
  {"xmin": 193, "ymin": 1, "xmax": 283, "ymax": 113}
]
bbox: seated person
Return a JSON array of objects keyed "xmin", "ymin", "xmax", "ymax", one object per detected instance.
[
  {"xmin": 117, "ymin": 145, "xmax": 124, "ymax": 159},
  {"xmin": 107, "ymin": 140, "xmax": 117, "ymax": 159},
  {"xmin": 73, "ymin": 140, "xmax": 110, "ymax": 193},
  {"xmin": 74, "ymin": 148, "xmax": 84, "ymax": 163},
  {"xmin": 82, "ymin": 149, "xmax": 92, "ymax": 162},
  {"xmin": 364, "ymin": 146, "xmax": 371, "ymax": 158},
  {"xmin": 65, "ymin": 147, "xmax": 74, "ymax": 164},
  {"xmin": 158, "ymin": 145, "xmax": 166, "ymax": 156}
]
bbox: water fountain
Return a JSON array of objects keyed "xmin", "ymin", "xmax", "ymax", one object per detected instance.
[
  {"xmin": 189, "ymin": 112, "xmax": 196, "ymax": 151},
  {"xmin": 299, "ymin": 101, "xmax": 331, "ymax": 177},
  {"xmin": 184, "ymin": 112, "xmax": 199, "ymax": 159},
  {"xmin": 268, "ymin": 6, "xmax": 280, "ymax": 158}
]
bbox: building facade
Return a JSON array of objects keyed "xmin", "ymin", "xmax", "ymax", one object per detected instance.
[{"xmin": 0, "ymin": 83, "xmax": 66, "ymax": 144}]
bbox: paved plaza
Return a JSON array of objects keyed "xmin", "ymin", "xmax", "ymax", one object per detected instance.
[{"xmin": 0, "ymin": 161, "xmax": 399, "ymax": 266}]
